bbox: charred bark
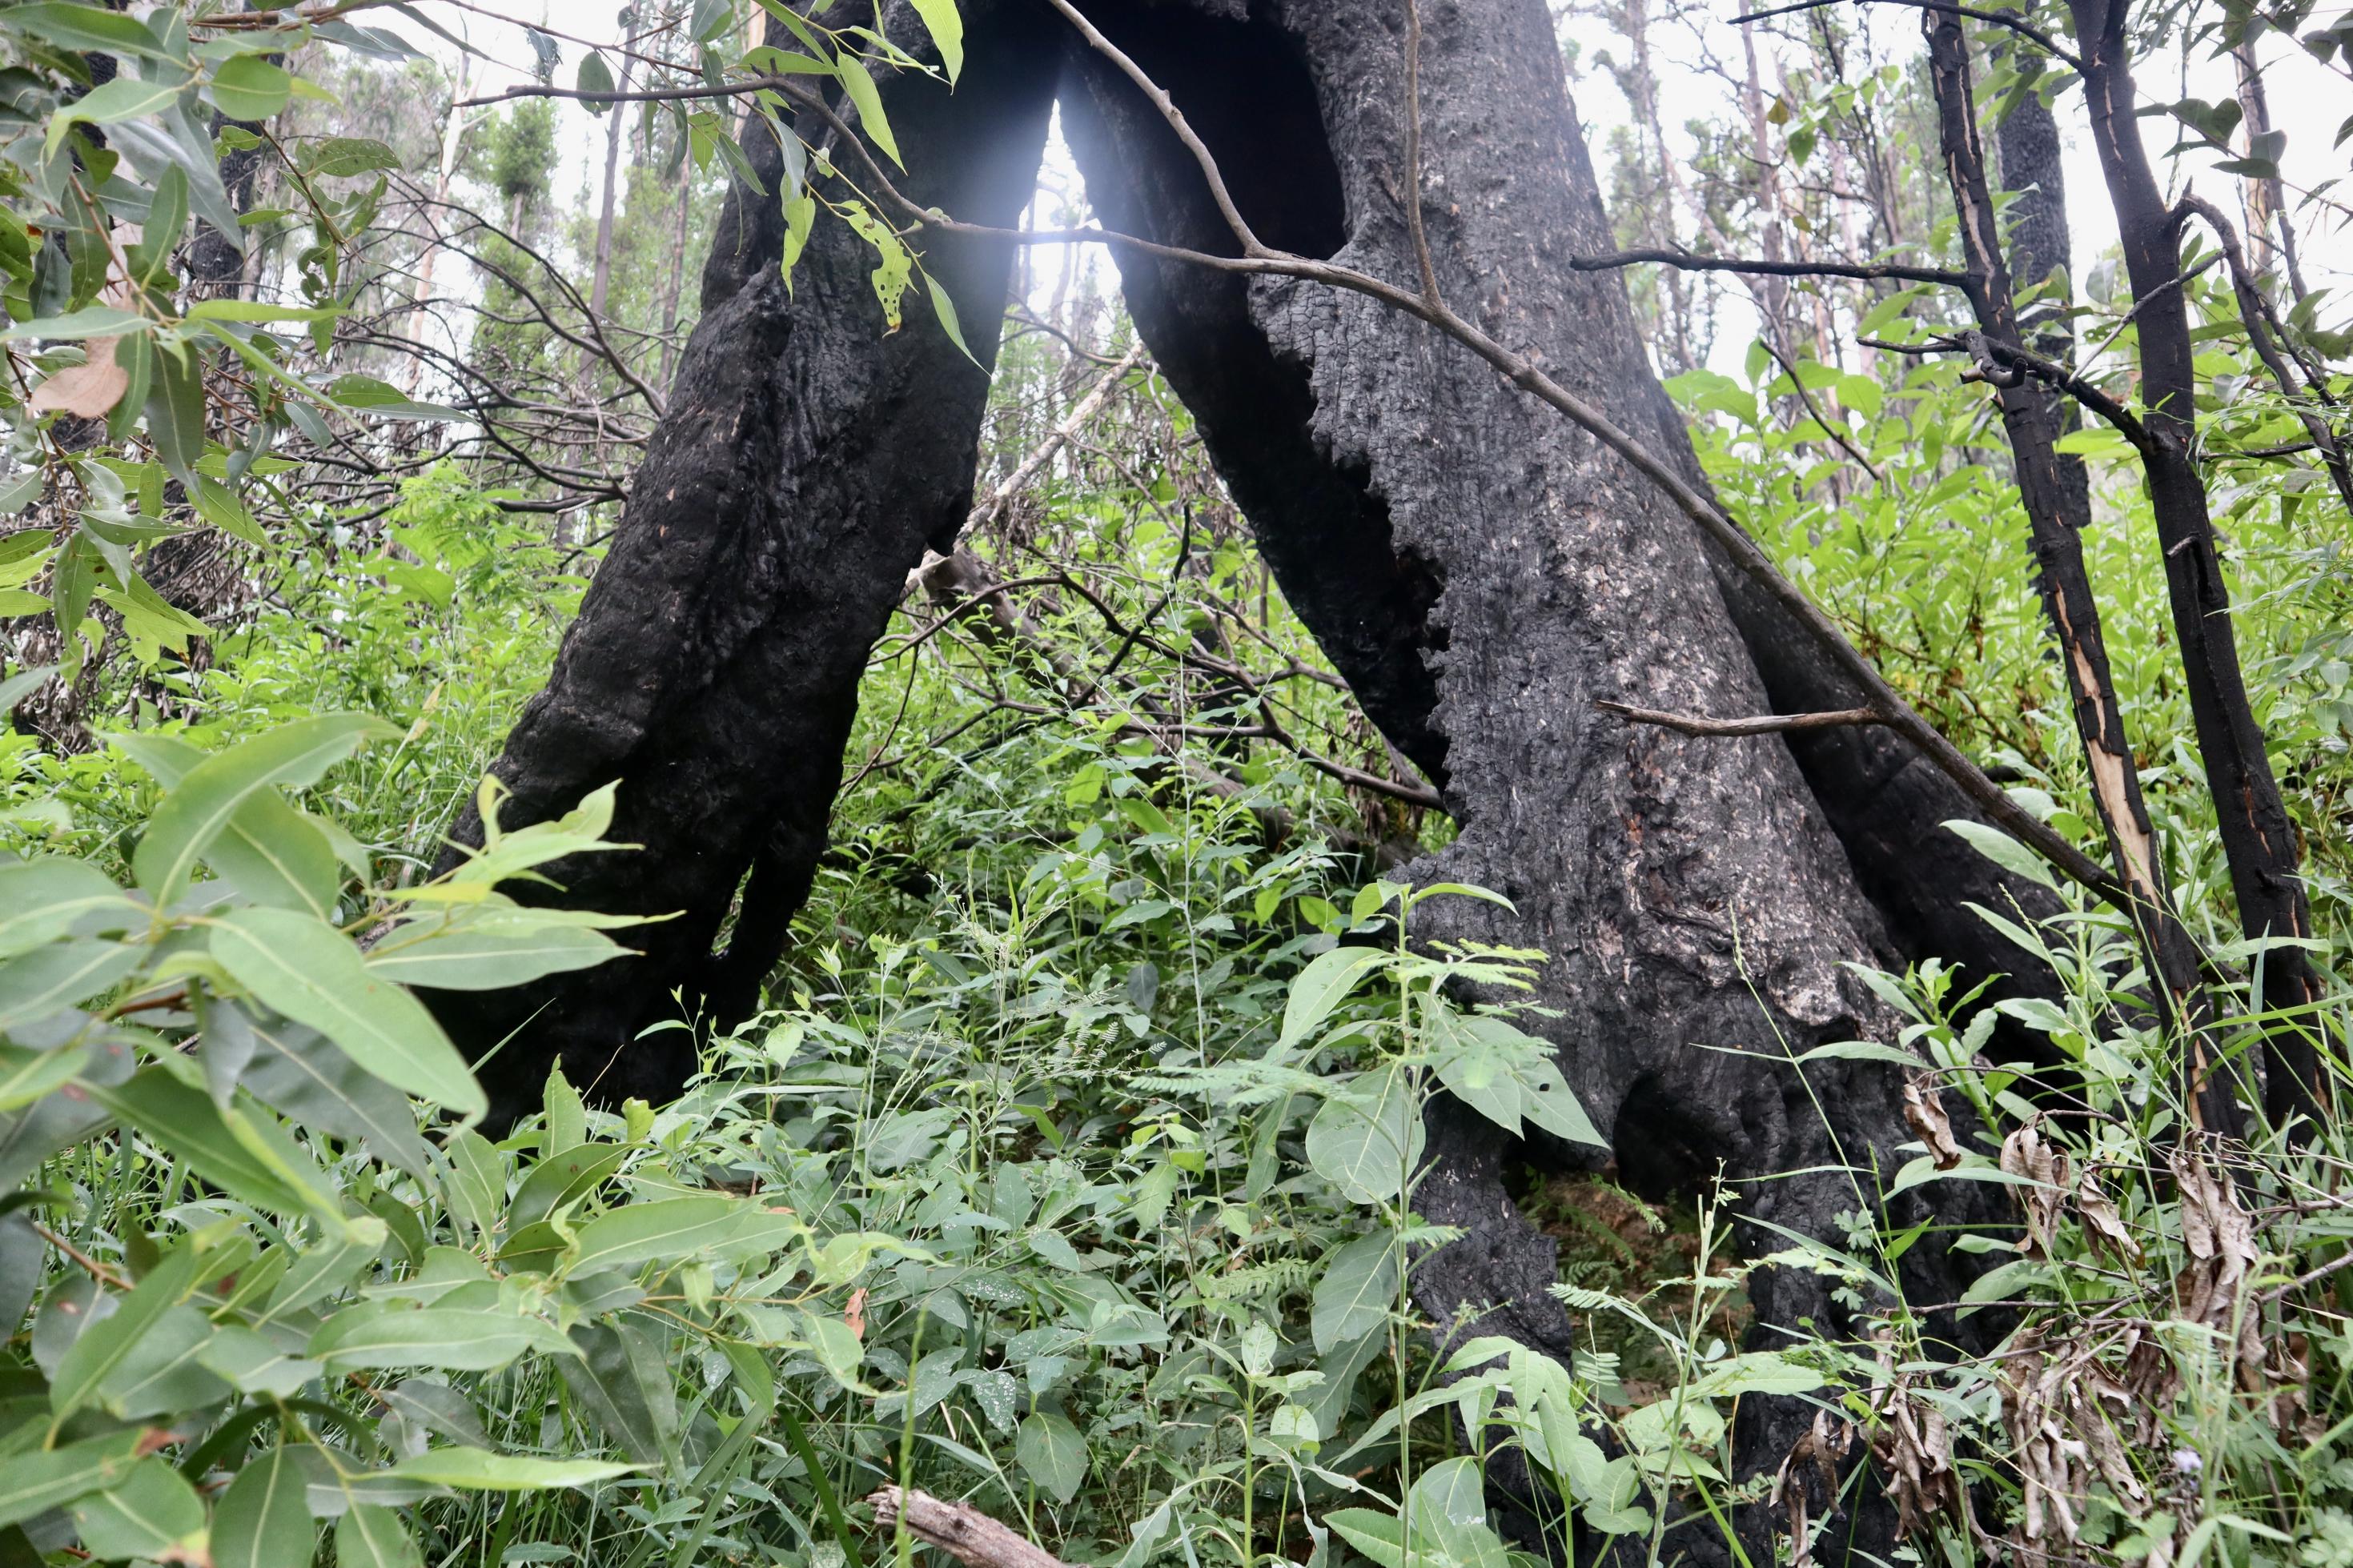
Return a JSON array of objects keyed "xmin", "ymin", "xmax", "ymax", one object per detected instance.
[
  {"xmin": 2066, "ymin": 0, "xmax": 2327, "ymax": 1128},
  {"xmin": 423, "ymin": 2, "xmax": 1061, "ymax": 1118},
  {"xmin": 1925, "ymin": 14, "xmax": 2235, "ymax": 1133},
  {"xmin": 1055, "ymin": 3, "xmax": 2017, "ymax": 1553}
]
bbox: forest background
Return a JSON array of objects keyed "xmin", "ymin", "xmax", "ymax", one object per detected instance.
[{"xmin": 2, "ymin": 1, "xmax": 2352, "ymax": 1566}]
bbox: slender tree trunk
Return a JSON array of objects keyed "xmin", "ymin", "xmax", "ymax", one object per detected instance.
[
  {"xmin": 404, "ymin": 63, "xmax": 473, "ymax": 393},
  {"xmin": 1925, "ymin": 14, "xmax": 2237, "ymax": 1134},
  {"xmin": 2065, "ymin": 0, "xmax": 2326, "ymax": 1127},
  {"xmin": 2228, "ymin": 37, "xmax": 2306, "ymax": 296},
  {"xmin": 656, "ymin": 167, "xmax": 692, "ymax": 391},
  {"xmin": 1739, "ymin": 26, "xmax": 1796, "ymax": 355},
  {"xmin": 1614, "ymin": 0, "xmax": 1698, "ymax": 373},
  {"xmin": 589, "ymin": 51, "xmax": 635, "ymax": 321}
]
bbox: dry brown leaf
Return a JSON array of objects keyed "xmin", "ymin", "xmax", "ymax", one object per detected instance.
[
  {"xmin": 2168, "ymin": 1149, "xmax": 2264, "ymax": 1387},
  {"xmin": 2000, "ymin": 1121, "xmax": 2070, "ymax": 1258},
  {"xmin": 1771, "ymin": 1409, "xmax": 1854, "ymax": 1568},
  {"xmin": 1869, "ymin": 1334, "xmax": 1976, "ymax": 1546},
  {"xmin": 844, "ymin": 1285, "xmax": 868, "ymax": 1341},
  {"xmin": 1901, "ymin": 1071, "xmax": 1964, "ymax": 1169},
  {"xmin": 26, "ymin": 337, "xmax": 129, "ymax": 418},
  {"xmin": 2075, "ymin": 1167, "xmax": 2142, "ymax": 1264}
]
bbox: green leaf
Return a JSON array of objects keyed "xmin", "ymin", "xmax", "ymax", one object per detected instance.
[
  {"xmin": 97, "ymin": 1302, "xmax": 229, "ymax": 1418},
  {"xmin": 325, "ymin": 373, "xmax": 460, "ymax": 422},
  {"xmin": 576, "ymin": 49, "xmax": 616, "ymax": 114},
  {"xmin": 49, "ymin": 75, "xmax": 187, "ymax": 150},
  {"xmin": 335, "ymin": 1505, "xmax": 425, "ymax": 1568},
  {"xmin": 0, "ymin": 937, "xmax": 140, "ymax": 1028},
  {"xmin": 50, "ymin": 1242, "xmax": 201, "ymax": 1420},
  {"xmin": 91, "ymin": 1067, "xmax": 343, "ymax": 1220},
  {"xmin": 560, "ymin": 1321, "xmax": 683, "ymax": 1467},
  {"xmin": 0, "ymin": 664, "xmax": 58, "ymax": 712},
  {"xmin": 261, "ymin": 1231, "xmax": 375, "ymax": 1319},
  {"xmin": 1311, "ymin": 1231, "xmax": 1399, "ymax": 1353},
  {"xmin": 363, "ymin": 923, "xmax": 626, "ymax": 990},
  {"xmin": 242, "ymin": 1015, "xmax": 437, "ymax": 1181},
  {"xmin": 0, "ymin": 1041, "xmax": 87, "ymax": 1110},
  {"xmin": 833, "ymin": 58, "xmax": 901, "ymax": 169},
  {"xmin": 130, "ymin": 713, "xmax": 388, "ymax": 906},
  {"xmin": 211, "ymin": 1446, "xmax": 312, "ymax": 1568},
  {"xmin": 211, "ymin": 907, "xmax": 486, "ymax": 1118},
  {"xmin": 924, "ymin": 272, "xmax": 977, "ymax": 367},
  {"xmin": 1792, "ymin": 1038, "xmax": 1929, "ymax": 1069},
  {"xmin": 141, "ymin": 343, "xmax": 206, "ymax": 482},
  {"xmin": 1280, "ymin": 945, "xmax": 1389, "ymax": 1049},
  {"xmin": 508, "ymin": 1141, "xmax": 627, "ymax": 1230},
  {"xmin": 184, "ymin": 299, "xmax": 341, "ymax": 324},
  {"xmin": 67, "ymin": 1458, "xmax": 206, "ymax": 1564},
  {"xmin": 308, "ymin": 1304, "xmax": 579, "ymax": 1372},
  {"xmin": 1427, "ymin": 1009, "xmax": 1523, "ymax": 1134},
  {"xmin": 1304, "ymin": 1065, "xmax": 1423, "ymax": 1205},
  {"xmin": 443, "ymin": 1125, "xmax": 504, "ymax": 1237},
  {"xmin": 0, "ymin": 860, "xmax": 135, "ymax": 959},
  {"xmin": 908, "ymin": 0, "xmax": 964, "ymax": 79},
  {"xmin": 1942, "ymin": 819, "xmax": 2059, "ymax": 892},
  {"xmin": 1514, "ymin": 1053, "xmax": 1606, "ymax": 1149},
  {"xmin": 1015, "ymin": 1410, "xmax": 1086, "ymax": 1504},
  {"xmin": 1690, "ymin": 1351, "xmax": 1824, "ymax": 1398},
  {"xmin": 306, "ymin": 136, "xmax": 401, "ymax": 178},
  {"xmin": 129, "ymin": 166, "xmax": 188, "ymax": 283},
  {"xmin": 121, "ymin": 728, "xmax": 342, "ymax": 915},
  {"xmin": 6, "ymin": 3, "xmax": 173, "ymax": 59},
  {"xmin": 2, "ymin": 305, "xmax": 150, "ymax": 341},
  {"xmin": 567, "ymin": 1195, "xmax": 771, "ymax": 1274},
  {"xmin": 1409, "ymin": 1458, "xmax": 1510, "ymax": 1568},
  {"xmin": 781, "ymin": 192, "xmax": 817, "ymax": 288},
  {"xmin": 1327, "ymin": 1508, "xmax": 1407, "ymax": 1568},
  {"xmin": 211, "ymin": 54, "xmax": 293, "ymax": 121},
  {"xmin": 199, "ymin": 1324, "xmax": 323, "ymax": 1398},
  {"xmin": 0, "ymin": 1430, "xmax": 146, "ymax": 1528},
  {"xmin": 542, "ymin": 1065, "xmax": 586, "ymax": 1156},
  {"xmin": 383, "ymin": 1447, "xmax": 637, "ymax": 1490}
]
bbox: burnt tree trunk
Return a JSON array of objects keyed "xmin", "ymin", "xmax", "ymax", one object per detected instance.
[
  {"xmin": 2068, "ymin": 0, "xmax": 2327, "ymax": 1127},
  {"xmin": 421, "ymin": 1, "xmax": 1062, "ymax": 1117},
  {"xmin": 1925, "ymin": 14, "xmax": 2234, "ymax": 1131},
  {"xmin": 436, "ymin": 0, "xmax": 2058, "ymax": 1550},
  {"xmin": 1051, "ymin": 6, "xmax": 2034, "ymax": 1552}
]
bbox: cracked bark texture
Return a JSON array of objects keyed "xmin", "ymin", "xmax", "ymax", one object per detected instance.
[{"xmin": 437, "ymin": 2, "xmax": 2050, "ymax": 1551}]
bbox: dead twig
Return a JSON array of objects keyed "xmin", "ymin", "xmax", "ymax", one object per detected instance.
[
  {"xmin": 869, "ymin": 1487, "xmax": 1074, "ymax": 1568},
  {"xmin": 1596, "ymin": 699, "xmax": 1887, "ymax": 737}
]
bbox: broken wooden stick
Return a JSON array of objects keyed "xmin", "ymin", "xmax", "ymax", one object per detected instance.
[{"xmin": 868, "ymin": 1486, "xmax": 1074, "ymax": 1568}]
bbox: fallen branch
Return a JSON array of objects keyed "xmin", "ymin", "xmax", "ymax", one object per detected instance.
[
  {"xmin": 1596, "ymin": 699, "xmax": 1887, "ymax": 737},
  {"xmin": 869, "ymin": 1487, "xmax": 1074, "ymax": 1568}
]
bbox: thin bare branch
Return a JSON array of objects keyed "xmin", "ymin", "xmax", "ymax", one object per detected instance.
[
  {"xmin": 1734, "ymin": 0, "xmax": 2085, "ymax": 70},
  {"xmin": 1596, "ymin": 699, "xmax": 1888, "ymax": 736},
  {"xmin": 1570, "ymin": 247, "xmax": 1969, "ymax": 288}
]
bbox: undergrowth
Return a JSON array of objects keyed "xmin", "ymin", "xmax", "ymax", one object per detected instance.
[{"xmin": 5, "ymin": 319, "xmax": 2353, "ymax": 1568}]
